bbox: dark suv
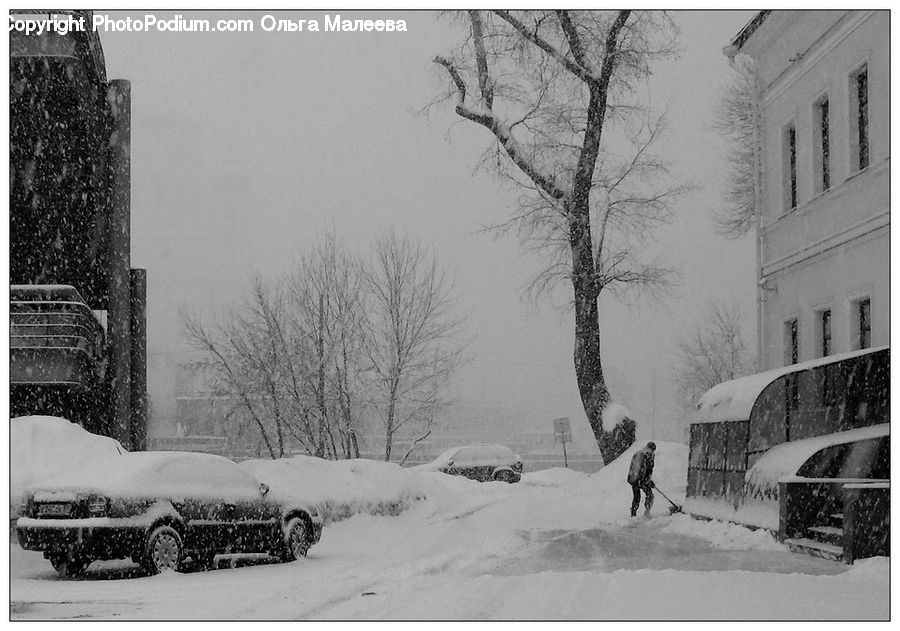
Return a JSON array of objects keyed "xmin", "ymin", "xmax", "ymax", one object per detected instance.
[
  {"xmin": 16, "ymin": 451, "xmax": 323, "ymax": 577},
  {"xmin": 418, "ymin": 445, "xmax": 523, "ymax": 483}
]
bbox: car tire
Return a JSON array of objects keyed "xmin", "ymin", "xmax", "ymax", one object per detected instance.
[
  {"xmin": 495, "ymin": 470, "xmax": 517, "ymax": 484},
  {"xmin": 141, "ymin": 525, "xmax": 184, "ymax": 575},
  {"xmin": 280, "ymin": 517, "xmax": 310, "ymax": 562},
  {"xmin": 48, "ymin": 551, "xmax": 90, "ymax": 578}
]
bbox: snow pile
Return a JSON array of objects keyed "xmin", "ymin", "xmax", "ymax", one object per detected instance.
[
  {"xmin": 683, "ymin": 496, "xmax": 780, "ymax": 531},
  {"xmin": 521, "ymin": 467, "xmax": 588, "ymax": 488},
  {"xmin": 10, "ymin": 416, "xmax": 124, "ymax": 516},
  {"xmin": 844, "ymin": 556, "xmax": 890, "ymax": 581},
  {"xmin": 240, "ymin": 455, "xmax": 430, "ymax": 523},
  {"xmin": 660, "ymin": 513, "xmax": 782, "ymax": 550},
  {"xmin": 601, "ymin": 402, "xmax": 632, "ymax": 431},
  {"xmin": 586, "ymin": 440, "xmax": 687, "ymax": 503}
]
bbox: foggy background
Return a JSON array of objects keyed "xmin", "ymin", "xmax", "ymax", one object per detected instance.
[{"xmin": 98, "ymin": 10, "xmax": 757, "ymax": 450}]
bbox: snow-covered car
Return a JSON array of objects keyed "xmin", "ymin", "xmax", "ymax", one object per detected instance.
[
  {"xmin": 16, "ymin": 451, "xmax": 323, "ymax": 577},
  {"xmin": 417, "ymin": 445, "xmax": 523, "ymax": 483}
]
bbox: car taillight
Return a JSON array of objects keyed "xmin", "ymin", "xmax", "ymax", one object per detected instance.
[
  {"xmin": 20, "ymin": 494, "xmax": 34, "ymax": 518},
  {"xmin": 87, "ymin": 496, "xmax": 109, "ymax": 517}
]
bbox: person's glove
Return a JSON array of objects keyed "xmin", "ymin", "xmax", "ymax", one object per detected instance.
[{"xmin": 649, "ymin": 480, "xmax": 655, "ymax": 488}]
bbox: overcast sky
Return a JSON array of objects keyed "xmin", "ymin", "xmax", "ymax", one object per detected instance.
[{"xmin": 100, "ymin": 10, "xmax": 758, "ymax": 443}]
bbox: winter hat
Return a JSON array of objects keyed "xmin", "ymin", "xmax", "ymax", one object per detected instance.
[{"xmin": 647, "ymin": 441, "xmax": 656, "ymax": 450}]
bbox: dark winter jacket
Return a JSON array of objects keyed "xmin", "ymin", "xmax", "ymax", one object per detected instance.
[{"xmin": 627, "ymin": 446, "xmax": 655, "ymax": 486}]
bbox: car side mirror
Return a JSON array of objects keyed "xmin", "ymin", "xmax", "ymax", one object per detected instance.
[{"xmin": 259, "ymin": 483, "xmax": 269, "ymax": 496}]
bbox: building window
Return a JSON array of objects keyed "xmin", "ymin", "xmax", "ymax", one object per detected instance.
[
  {"xmin": 858, "ymin": 298, "xmax": 871, "ymax": 349},
  {"xmin": 815, "ymin": 98, "xmax": 830, "ymax": 192},
  {"xmin": 783, "ymin": 123, "xmax": 798, "ymax": 210},
  {"xmin": 851, "ymin": 66, "xmax": 869, "ymax": 171},
  {"xmin": 820, "ymin": 309, "xmax": 832, "ymax": 357},
  {"xmin": 785, "ymin": 318, "xmax": 799, "ymax": 365}
]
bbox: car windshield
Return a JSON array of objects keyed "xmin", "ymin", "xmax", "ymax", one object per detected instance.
[{"xmin": 430, "ymin": 447, "xmax": 459, "ymax": 468}]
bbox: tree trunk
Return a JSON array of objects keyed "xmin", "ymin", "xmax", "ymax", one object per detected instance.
[
  {"xmin": 569, "ymin": 201, "xmax": 634, "ymax": 466},
  {"xmin": 384, "ymin": 426, "xmax": 393, "ymax": 462}
]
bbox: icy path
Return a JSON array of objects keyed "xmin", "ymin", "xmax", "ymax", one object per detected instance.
[{"xmin": 9, "ymin": 477, "xmax": 888, "ymax": 620}]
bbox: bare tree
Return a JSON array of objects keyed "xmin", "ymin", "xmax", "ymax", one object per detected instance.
[
  {"xmin": 183, "ymin": 230, "xmax": 462, "ymax": 462},
  {"xmin": 433, "ymin": 10, "xmax": 686, "ymax": 463},
  {"xmin": 287, "ymin": 232, "xmax": 369, "ymax": 459},
  {"xmin": 674, "ymin": 302, "xmax": 756, "ymax": 412},
  {"xmin": 363, "ymin": 229, "xmax": 463, "ymax": 462},
  {"xmin": 713, "ymin": 54, "xmax": 758, "ymax": 238},
  {"xmin": 183, "ymin": 283, "xmax": 293, "ymax": 459}
]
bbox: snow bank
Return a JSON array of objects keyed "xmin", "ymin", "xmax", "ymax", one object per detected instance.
[
  {"xmin": 683, "ymin": 496, "xmax": 780, "ymax": 531},
  {"xmin": 10, "ymin": 416, "xmax": 124, "ymax": 515},
  {"xmin": 240, "ymin": 456, "xmax": 431, "ymax": 523},
  {"xmin": 521, "ymin": 467, "xmax": 588, "ymax": 488},
  {"xmin": 601, "ymin": 402, "xmax": 632, "ymax": 432},
  {"xmin": 660, "ymin": 513, "xmax": 782, "ymax": 550},
  {"xmin": 586, "ymin": 440, "xmax": 688, "ymax": 500}
]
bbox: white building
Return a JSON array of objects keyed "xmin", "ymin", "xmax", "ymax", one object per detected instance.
[{"xmin": 725, "ymin": 11, "xmax": 889, "ymax": 370}]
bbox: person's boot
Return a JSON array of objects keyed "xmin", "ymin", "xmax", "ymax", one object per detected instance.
[{"xmin": 644, "ymin": 508, "xmax": 651, "ymax": 518}]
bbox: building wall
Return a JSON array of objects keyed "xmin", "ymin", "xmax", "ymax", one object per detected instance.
[{"xmin": 741, "ymin": 11, "xmax": 889, "ymax": 368}]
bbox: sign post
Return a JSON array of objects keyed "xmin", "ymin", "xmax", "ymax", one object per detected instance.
[{"xmin": 552, "ymin": 417, "xmax": 572, "ymax": 468}]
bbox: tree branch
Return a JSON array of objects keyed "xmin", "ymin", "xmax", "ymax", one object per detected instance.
[
  {"xmin": 468, "ymin": 10, "xmax": 493, "ymax": 109},
  {"xmin": 433, "ymin": 56, "xmax": 567, "ymax": 200},
  {"xmin": 555, "ymin": 10, "xmax": 588, "ymax": 70},
  {"xmin": 493, "ymin": 10, "xmax": 594, "ymax": 83}
]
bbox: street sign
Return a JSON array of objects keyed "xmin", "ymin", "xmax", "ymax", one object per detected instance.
[
  {"xmin": 553, "ymin": 417, "xmax": 571, "ymax": 443},
  {"xmin": 552, "ymin": 417, "xmax": 571, "ymax": 468}
]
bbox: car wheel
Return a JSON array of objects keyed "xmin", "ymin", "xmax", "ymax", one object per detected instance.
[
  {"xmin": 142, "ymin": 525, "xmax": 184, "ymax": 575},
  {"xmin": 280, "ymin": 517, "xmax": 310, "ymax": 562},
  {"xmin": 48, "ymin": 551, "xmax": 90, "ymax": 578},
  {"xmin": 495, "ymin": 470, "xmax": 516, "ymax": 483}
]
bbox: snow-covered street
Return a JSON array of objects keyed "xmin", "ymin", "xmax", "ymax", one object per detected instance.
[{"xmin": 10, "ymin": 441, "xmax": 889, "ymax": 620}]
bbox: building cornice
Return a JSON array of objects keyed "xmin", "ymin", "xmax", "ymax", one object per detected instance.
[
  {"xmin": 761, "ymin": 209, "xmax": 889, "ymax": 279},
  {"xmin": 760, "ymin": 11, "xmax": 873, "ymax": 107}
]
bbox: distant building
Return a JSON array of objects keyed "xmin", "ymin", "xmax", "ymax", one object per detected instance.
[{"xmin": 724, "ymin": 10, "xmax": 888, "ymax": 370}]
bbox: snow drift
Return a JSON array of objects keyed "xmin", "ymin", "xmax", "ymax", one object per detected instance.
[
  {"xmin": 239, "ymin": 455, "xmax": 431, "ymax": 523},
  {"xmin": 10, "ymin": 416, "xmax": 124, "ymax": 516}
]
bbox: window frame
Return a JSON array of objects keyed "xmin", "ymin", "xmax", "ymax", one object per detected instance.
[
  {"xmin": 813, "ymin": 95, "xmax": 831, "ymax": 193},
  {"xmin": 857, "ymin": 298, "xmax": 871, "ymax": 349},
  {"xmin": 850, "ymin": 64, "xmax": 870, "ymax": 172},
  {"xmin": 784, "ymin": 317, "xmax": 799, "ymax": 366},
  {"xmin": 820, "ymin": 308, "xmax": 832, "ymax": 357},
  {"xmin": 782, "ymin": 122, "xmax": 798, "ymax": 211}
]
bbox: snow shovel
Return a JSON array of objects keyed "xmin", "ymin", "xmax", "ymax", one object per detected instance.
[{"xmin": 652, "ymin": 482, "xmax": 684, "ymax": 515}]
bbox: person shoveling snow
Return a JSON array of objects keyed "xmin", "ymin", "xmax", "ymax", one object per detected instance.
[{"xmin": 627, "ymin": 441, "xmax": 656, "ymax": 517}]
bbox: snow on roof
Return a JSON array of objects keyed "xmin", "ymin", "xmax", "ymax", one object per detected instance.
[
  {"xmin": 696, "ymin": 346, "xmax": 888, "ymax": 424},
  {"xmin": 601, "ymin": 402, "xmax": 632, "ymax": 432},
  {"xmin": 744, "ymin": 423, "xmax": 889, "ymax": 500}
]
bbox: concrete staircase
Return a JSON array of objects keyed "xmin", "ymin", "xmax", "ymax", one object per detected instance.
[{"xmin": 784, "ymin": 512, "xmax": 845, "ymax": 562}]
